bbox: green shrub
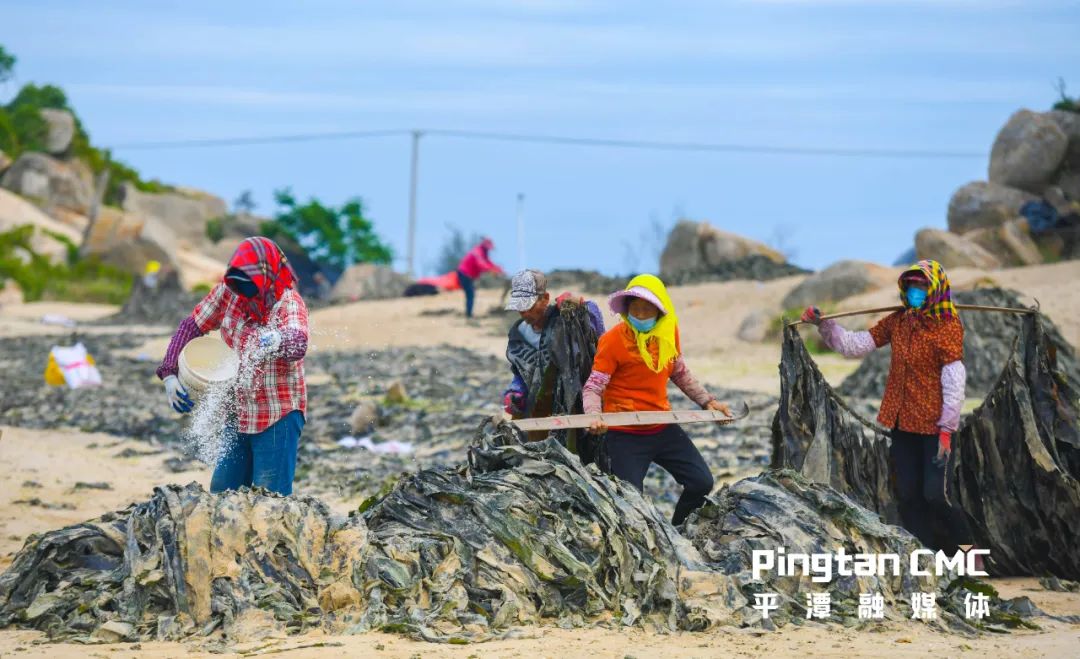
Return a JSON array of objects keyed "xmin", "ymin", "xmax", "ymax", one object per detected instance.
[
  {"xmin": 205, "ymin": 216, "xmax": 227, "ymax": 244},
  {"xmin": 271, "ymin": 187, "xmax": 393, "ymax": 271},
  {"xmin": 1053, "ymin": 78, "xmax": 1079, "ymax": 114},
  {"xmin": 7, "ymin": 105, "xmax": 48, "ymax": 154},
  {"xmin": 0, "ymin": 225, "xmax": 132, "ymax": 304},
  {"xmin": 0, "ymin": 109, "xmax": 18, "ymax": 155},
  {"xmin": 0, "ymin": 46, "xmax": 174, "ymax": 200},
  {"xmin": 191, "ymin": 282, "xmax": 213, "ymax": 296}
]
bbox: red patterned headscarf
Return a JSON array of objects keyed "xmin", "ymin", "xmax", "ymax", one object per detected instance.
[{"xmin": 226, "ymin": 237, "xmax": 297, "ymax": 323}]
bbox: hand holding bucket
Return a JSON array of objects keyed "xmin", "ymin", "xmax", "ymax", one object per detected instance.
[{"xmin": 177, "ymin": 337, "xmax": 240, "ymax": 404}]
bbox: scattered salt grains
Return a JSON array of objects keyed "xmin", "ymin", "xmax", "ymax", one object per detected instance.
[{"xmin": 183, "ymin": 343, "xmax": 265, "ymax": 465}]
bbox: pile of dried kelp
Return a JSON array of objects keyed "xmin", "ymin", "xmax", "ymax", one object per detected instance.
[
  {"xmin": 771, "ymin": 324, "xmax": 897, "ymax": 524},
  {"xmin": 682, "ymin": 471, "xmax": 1040, "ymax": 632},
  {"xmin": 951, "ymin": 314, "xmax": 1080, "ymax": 579},
  {"xmin": 838, "ymin": 288, "xmax": 1080, "ymax": 399},
  {"xmin": 0, "ymin": 421, "xmax": 742, "ymax": 643},
  {"xmin": 685, "ymin": 470, "xmax": 929, "ymax": 618},
  {"xmin": 773, "ymin": 314, "xmax": 1080, "ymax": 579},
  {"xmin": 1, "ymin": 418, "xmax": 1047, "ymax": 643}
]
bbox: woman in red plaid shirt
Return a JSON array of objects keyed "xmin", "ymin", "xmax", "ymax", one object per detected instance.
[{"xmin": 157, "ymin": 237, "xmax": 309, "ymax": 495}]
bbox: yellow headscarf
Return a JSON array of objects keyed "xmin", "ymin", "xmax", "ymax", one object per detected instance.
[
  {"xmin": 899, "ymin": 259, "xmax": 959, "ymax": 321},
  {"xmin": 619, "ymin": 274, "xmax": 680, "ymax": 373}
]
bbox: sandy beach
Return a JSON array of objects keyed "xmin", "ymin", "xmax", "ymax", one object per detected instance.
[{"xmin": 2, "ymin": 261, "xmax": 1079, "ymax": 657}]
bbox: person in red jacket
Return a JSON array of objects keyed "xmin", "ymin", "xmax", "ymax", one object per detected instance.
[{"xmin": 456, "ymin": 237, "xmax": 505, "ymax": 318}]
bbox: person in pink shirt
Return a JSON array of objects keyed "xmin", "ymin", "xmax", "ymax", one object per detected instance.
[{"xmin": 456, "ymin": 237, "xmax": 505, "ymax": 318}]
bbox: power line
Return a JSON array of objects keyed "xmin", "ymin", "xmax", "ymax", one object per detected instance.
[
  {"xmin": 111, "ymin": 128, "xmax": 408, "ymax": 150},
  {"xmin": 110, "ymin": 127, "xmax": 985, "ymax": 160},
  {"xmin": 426, "ymin": 128, "xmax": 985, "ymax": 160}
]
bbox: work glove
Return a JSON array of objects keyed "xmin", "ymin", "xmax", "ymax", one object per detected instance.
[
  {"xmin": 801, "ymin": 306, "xmax": 823, "ymax": 325},
  {"xmin": 164, "ymin": 375, "xmax": 194, "ymax": 414},
  {"xmin": 555, "ymin": 292, "xmax": 584, "ymax": 309},
  {"xmin": 933, "ymin": 429, "xmax": 952, "ymax": 467},
  {"xmin": 503, "ymin": 390, "xmax": 525, "ymax": 415},
  {"xmin": 258, "ymin": 329, "xmax": 282, "ymax": 350}
]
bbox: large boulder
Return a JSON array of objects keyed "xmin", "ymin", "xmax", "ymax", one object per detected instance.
[
  {"xmin": 330, "ymin": 263, "xmax": 411, "ymax": 302},
  {"xmin": 660, "ymin": 220, "xmax": 804, "ymax": 284},
  {"xmin": 39, "ymin": 108, "xmax": 76, "ymax": 155},
  {"xmin": 0, "ymin": 152, "xmax": 93, "ymax": 214},
  {"xmin": 76, "ymin": 206, "xmax": 221, "ymax": 285},
  {"xmin": 780, "ymin": 260, "xmax": 894, "ymax": 311},
  {"xmin": 120, "ymin": 183, "xmax": 227, "ymax": 249},
  {"xmin": 79, "ymin": 206, "xmax": 178, "ymax": 276},
  {"xmin": 736, "ymin": 309, "xmax": 771, "ymax": 343},
  {"xmin": 97, "ymin": 238, "xmax": 174, "ymax": 277},
  {"xmin": 0, "ymin": 188, "xmax": 82, "ymax": 262},
  {"xmin": 947, "ymin": 181, "xmax": 1037, "ymax": 234},
  {"xmin": 82, "ymin": 207, "xmax": 144, "ymax": 256},
  {"xmin": 1047, "ymin": 110, "xmax": 1080, "ymax": 169},
  {"xmin": 966, "ymin": 218, "xmax": 1043, "ymax": 267},
  {"xmin": 1058, "ymin": 171, "xmax": 1080, "ymax": 202},
  {"xmin": 989, "ymin": 109, "xmax": 1069, "ymax": 193},
  {"xmin": 915, "ymin": 227, "xmax": 1002, "ymax": 269}
]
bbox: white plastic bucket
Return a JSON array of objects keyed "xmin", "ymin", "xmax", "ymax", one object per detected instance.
[{"xmin": 178, "ymin": 336, "xmax": 239, "ymax": 395}]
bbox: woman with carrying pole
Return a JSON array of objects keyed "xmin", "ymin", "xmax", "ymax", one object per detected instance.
[{"xmin": 800, "ymin": 259, "xmax": 974, "ymax": 552}]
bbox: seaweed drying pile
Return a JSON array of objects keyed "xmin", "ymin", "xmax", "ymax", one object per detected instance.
[
  {"xmin": 1, "ymin": 419, "xmax": 1044, "ymax": 644},
  {"xmin": 773, "ymin": 315, "xmax": 1080, "ymax": 580}
]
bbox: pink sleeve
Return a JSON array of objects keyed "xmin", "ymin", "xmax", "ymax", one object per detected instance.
[
  {"xmin": 818, "ymin": 319, "xmax": 877, "ymax": 358},
  {"xmin": 582, "ymin": 370, "xmax": 610, "ymax": 414},
  {"xmin": 938, "ymin": 360, "xmax": 966, "ymax": 432},
  {"xmin": 156, "ymin": 316, "xmax": 205, "ymax": 380},
  {"xmin": 670, "ymin": 356, "xmax": 715, "ymax": 408}
]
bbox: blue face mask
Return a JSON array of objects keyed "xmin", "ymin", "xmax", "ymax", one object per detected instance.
[
  {"xmin": 628, "ymin": 315, "xmax": 657, "ymax": 333},
  {"xmin": 905, "ymin": 287, "xmax": 927, "ymax": 309}
]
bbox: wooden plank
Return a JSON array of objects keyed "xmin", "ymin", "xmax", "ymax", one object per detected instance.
[{"xmin": 511, "ymin": 402, "xmax": 751, "ymax": 432}]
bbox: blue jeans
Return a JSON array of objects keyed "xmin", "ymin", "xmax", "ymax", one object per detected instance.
[
  {"xmin": 457, "ymin": 269, "xmax": 476, "ymax": 318},
  {"xmin": 211, "ymin": 410, "xmax": 304, "ymax": 496}
]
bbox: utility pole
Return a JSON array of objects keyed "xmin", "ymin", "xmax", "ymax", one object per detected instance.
[
  {"xmin": 516, "ymin": 193, "xmax": 525, "ymax": 271},
  {"xmin": 406, "ymin": 130, "xmax": 422, "ymax": 277}
]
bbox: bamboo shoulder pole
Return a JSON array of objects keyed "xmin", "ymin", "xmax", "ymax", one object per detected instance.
[{"xmin": 787, "ymin": 303, "xmax": 1038, "ymax": 326}]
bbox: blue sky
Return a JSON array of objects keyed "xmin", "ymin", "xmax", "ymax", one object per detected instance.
[{"xmin": 2, "ymin": 0, "xmax": 1077, "ymax": 275}]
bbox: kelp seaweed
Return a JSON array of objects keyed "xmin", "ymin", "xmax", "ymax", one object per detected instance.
[
  {"xmin": 0, "ymin": 421, "xmax": 743, "ymax": 643},
  {"xmin": 951, "ymin": 315, "xmax": 1080, "ymax": 578},
  {"xmin": 773, "ymin": 314, "xmax": 1080, "ymax": 579},
  {"xmin": 771, "ymin": 324, "xmax": 897, "ymax": 524}
]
